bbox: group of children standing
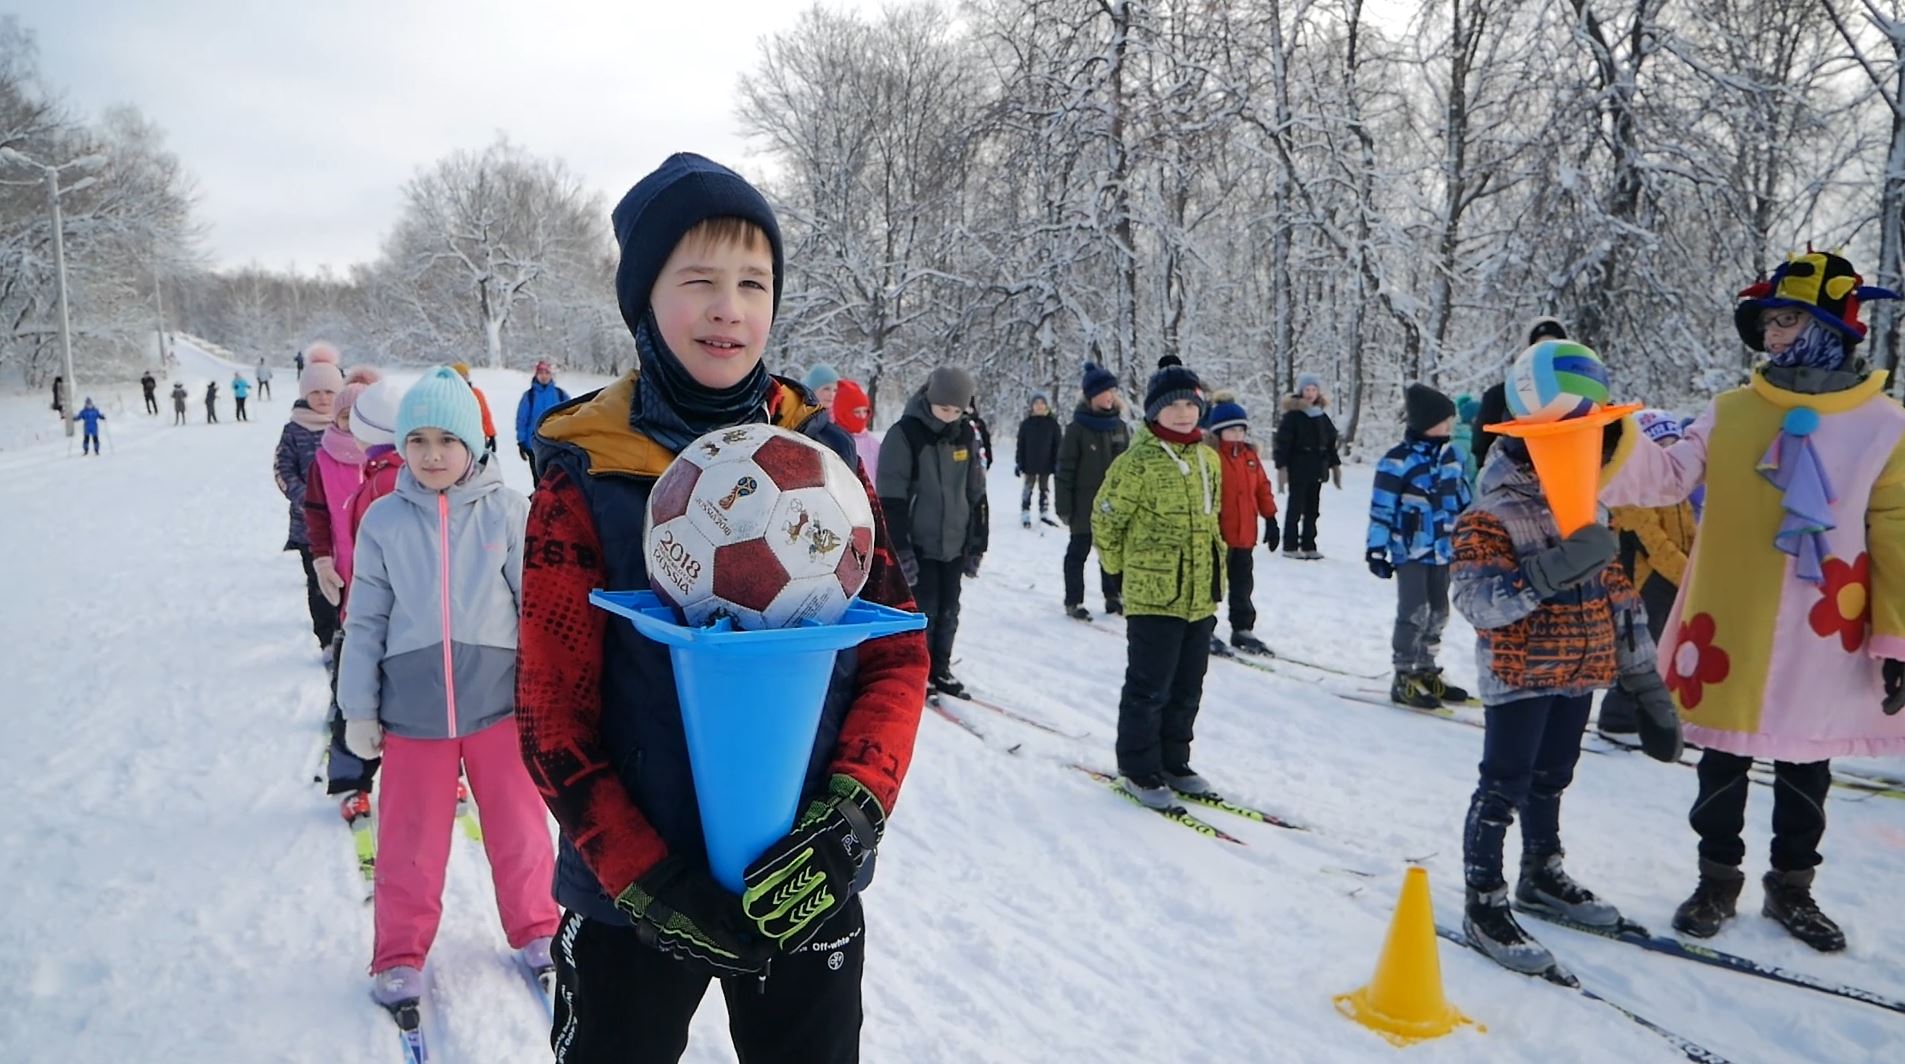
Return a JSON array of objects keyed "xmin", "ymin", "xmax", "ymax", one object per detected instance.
[{"xmin": 270, "ymin": 343, "xmax": 559, "ymax": 1013}]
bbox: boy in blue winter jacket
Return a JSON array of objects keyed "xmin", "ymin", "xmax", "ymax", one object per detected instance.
[
  {"xmin": 1366, "ymin": 384, "xmax": 1472, "ymax": 708},
  {"xmin": 73, "ymin": 397, "xmax": 105, "ymax": 454}
]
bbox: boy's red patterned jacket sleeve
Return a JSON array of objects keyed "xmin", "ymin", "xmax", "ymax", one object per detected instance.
[
  {"xmin": 515, "ymin": 467, "xmax": 666, "ymax": 897},
  {"xmin": 826, "ymin": 470, "xmax": 931, "ymax": 814}
]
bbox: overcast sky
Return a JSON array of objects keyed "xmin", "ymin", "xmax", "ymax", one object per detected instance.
[{"xmin": 18, "ymin": 0, "xmax": 875, "ymax": 273}]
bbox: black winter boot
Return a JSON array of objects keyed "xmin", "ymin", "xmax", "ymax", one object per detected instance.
[
  {"xmin": 1515, "ymin": 851, "xmax": 1620, "ymax": 926},
  {"xmin": 1671, "ymin": 858, "xmax": 1744, "ymax": 939},
  {"xmin": 1390, "ymin": 671, "xmax": 1441, "ymax": 710},
  {"xmin": 1761, "ymin": 868, "xmax": 1845, "ymax": 952}
]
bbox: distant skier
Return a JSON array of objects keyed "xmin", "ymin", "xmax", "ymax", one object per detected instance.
[
  {"xmin": 141, "ymin": 372, "xmax": 158, "ymax": 415},
  {"xmin": 512, "ymin": 360, "xmax": 569, "ymax": 483},
  {"xmin": 73, "ymin": 397, "xmax": 106, "ymax": 455},
  {"xmin": 51, "ymin": 375, "xmax": 65, "ymax": 418},
  {"xmin": 256, "ymin": 358, "xmax": 273, "ymax": 401},
  {"xmin": 1451, "ymin": 400, "xmax": 1680, "ymax": 978},
  {"xmin": 231, "ymin": 372, "xmax": 251, "ymax": 422},
  {"xmin": 1015, "ymin": 393, "xmax": 1061, "ymax": 528},
  {"xmin": 1206, "ymin": 392, "xmax": 1278, "ymax": 656},
  {"xmin": 294, "ymin": 349, "xmax": 305, "ymax": 374},
  {"xmin": 204, "ymin": 380, "xmax": 219, "ymax": 424},
  {"xmin": 878, "ymin": 366, "xmax": 987, "ymax": 696},
  {"xmin": 832, "ymin": 378, "xmax": 881, "ymax": 480},
  {"xmin": 170, "ymin": 382, "xmax": 188, "ymax": 425},
  {"xmin": 1097, "ymin": 356, "xmax": 1226, "ymax": 810},
  {"xmin": 1056, "ymin": 363, "xmax": 1129, "ymax": 619},
  {"xmin": 1272, "ymin": 372, "xmax": 1340, "ymax": 559},
  {"xmin": 336, "ymin": 368, "xmax": 558, "ymax": 1012},
  {"xmin": 1367, "ymin": 383, "xmax": 1472, "ymax": 709}
]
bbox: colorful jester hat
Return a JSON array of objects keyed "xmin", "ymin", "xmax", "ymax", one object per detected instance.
[{"xmin": 1733, "ymin": 248, "xmax": 1899, "ymax": 352}]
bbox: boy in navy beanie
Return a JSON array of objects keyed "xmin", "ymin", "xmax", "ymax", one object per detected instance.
[
  {"xmin": 1367, "ymin": 383, "xmax": 1472, "ymax": 708},
  {"xmin": 1056, "ymin": 361, "xmax": 1130, "ymax": 617},
  {"xmin": 516, "ymin": 153, "xmax": 928, "ymax": 1062}
]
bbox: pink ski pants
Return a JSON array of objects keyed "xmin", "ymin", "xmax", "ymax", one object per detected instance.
[{"xmin": 371, "ymin": 716, "xmax": 560, "ymax": 972}]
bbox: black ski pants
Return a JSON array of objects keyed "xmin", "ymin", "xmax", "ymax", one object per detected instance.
[
  {"xmin": 1463, "ymin": 693, "xmax": 1591, "ymax": 890},
  {"xmin": 1116, "ymin": 614, "xmax": 1217, "ymax": 778},
  {"xmin": 205, "ymin": 402, "xmax": 218, "ymax": 423},
  {"xmin": 297, "ymin": 547, "xmax": 341, "ymax": 650},
  {"xmin": 325, "ymin": 632, "xmax": 379, "ymax": 795},
  {"xmin": 1226, "ymin": 547, "xmax": 1257, "ymax": 634},
  {"xmin": 1062, "ymin": 532, "xmax": 1121, "ymax": 609},
  {"xmin": 550, "ymin": 899, "xmax": 864, "ymax": 1064},
  {"xmin": 912, "ymin": 557, "xmax": 964, "ymax": 679},
  {"xmin": 144, "ymin": 393, "xmax": 158, "ymax": 415},
  {"xmin": 1281, "ymin": 479, "xmax": 1323, "ymax": 553},
  {"xmin": 1690, "ymin": 750, "xmax": 1831, "ymax": 872},
  {"xmin": 260, "ymin": 379, "xmax": 271, "ymax": 399},
  {"xmin": 235, "ymin": 397, "xmax": 248, "ymax": 421}
]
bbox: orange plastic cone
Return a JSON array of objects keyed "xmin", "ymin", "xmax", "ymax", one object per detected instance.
[
  {"xmin": 1486, "ymin": 404, "xmax": 1641, "ymax": 536},
  {"xmin": 1334, "ymin": 866, "xmax": 1478, "ymax": 1046}
]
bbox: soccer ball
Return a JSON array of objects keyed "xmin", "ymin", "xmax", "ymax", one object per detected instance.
[
  {"xmin": 1505, "ymin": 340, "xmax": 1611, "ymax": 423},
  {"xmin": 645, "ymin": 424, "xmax": 876, "ymax": 630}
]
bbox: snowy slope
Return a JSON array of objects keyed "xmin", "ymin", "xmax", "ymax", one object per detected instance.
[{"xmin": 1, "ymin": 367, "xmax": 1900, "ymax": 1063}]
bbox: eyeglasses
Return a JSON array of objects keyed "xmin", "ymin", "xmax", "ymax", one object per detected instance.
[{"xmin": 1761, "ymin": 308, "xmax": 1805, "ymax": 331}]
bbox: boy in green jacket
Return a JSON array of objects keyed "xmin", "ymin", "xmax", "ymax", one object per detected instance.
[{"xmin": 1094, "ymin": 356, "xmax": 1227, "ymax": 809}]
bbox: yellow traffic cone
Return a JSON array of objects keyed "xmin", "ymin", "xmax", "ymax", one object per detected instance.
[{"xmin": 1334, "ymin": 866, "xmax": 1480, "ymax": 1046}]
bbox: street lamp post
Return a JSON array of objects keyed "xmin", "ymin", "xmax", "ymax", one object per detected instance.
[{"xmin": 0, "ymin": 148, "xmax": 106, "ymax": 438}]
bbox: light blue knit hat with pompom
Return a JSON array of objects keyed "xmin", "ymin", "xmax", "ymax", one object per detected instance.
[{"xmin": 396, "ymin": 366, "xmax": 485, "ymax": 457}]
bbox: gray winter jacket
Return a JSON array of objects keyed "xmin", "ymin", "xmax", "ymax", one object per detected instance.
[
  {"xmin": 337, "ymin": 455, "xmax": 527, "ymax": 739},
  {"xmin": 875, "ymin": 389, "xmax": 987, "ymax": 563}
]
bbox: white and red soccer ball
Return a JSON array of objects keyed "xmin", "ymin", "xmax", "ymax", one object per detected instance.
[{"xmin": 645, "ymin": 425, "xmax": 876, "ymax": 629}]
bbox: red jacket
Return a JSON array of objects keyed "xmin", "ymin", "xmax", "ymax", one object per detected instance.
[
  {"xmin": 1215, "ymin": 440, "xmax": 1278, "ymax": 549},
  {"xmin": 334, "ymin": 448, "xmax": 405, "ymax": 619}
]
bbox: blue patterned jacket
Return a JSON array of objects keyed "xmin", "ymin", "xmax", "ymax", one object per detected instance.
[{"xmin": 1366, "ymin": 433, "xmax": 1472, "ymax": 565}]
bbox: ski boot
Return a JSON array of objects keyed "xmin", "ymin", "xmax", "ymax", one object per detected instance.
[
  {"xmin": 1208, "ymin": 635, "xmax": 1236, "ymax": 659},
  {"xmin": 1163, "ymin": 765, "xmax": 1216, "ymax": 798},
  {"xmin": 1390, "ymin": 671, "xmax": 1441, "ymax": 710},
  {"xmin": 1103, "ymin": 594, "xmax": 1124, "ymax": 616},
  {"xmin": 1761, "ymin": 868, "xmax": 1846, "ymax": 952},
  {"xmin": 1119, "ymin": 773, "xmax": 1176, "ymax": 811},
  {"xmin": 371, "ymin": 965, "xmax": 424, "ymax": 1009},
  {"xmin": 931, "ymin": 671, "xmax": 969, "ymax": 699},
  {"xmin": 1230, "ymin": 631, "xmax": 1274, "ymax": 656},
  {"xmin": 1514, "ymin": 852, "xmax": 1621, "ymax": 926},
  {"xmin": 1671, "ymin": 858, "xmax": 1743, "ymax": 938},
  {"xmin": 1463, "ymin": 886, "xmax": 1557, "ymax": 975},
  {"xmin": 1064, "ymin": 602, "xmax": 1092, "ymax": 622},
  {"xmin": 1421, "ymin": 669, "xmax": 1470, "ymax": 703},
  {"xmin": 1021, "ymin": 509, "xmax": 1032, "ymax": 529},
  {"xmin": 1281, "ymin": 548, "xmax": 1301, "ymax": 559},
  {"xmin": 339, "ymin": 790, "xmax": 372, "ymax": 824},
  {"xmin": 1301, "ymin": 549, "xmax": 1325, "ymax": 560}
]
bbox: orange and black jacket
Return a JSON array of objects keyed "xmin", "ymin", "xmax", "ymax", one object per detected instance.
[
  {"xmin": 515, "ymin": 372, "xmax": 929, "ymax": 925},
  {"xmin": 1451, "ymin": 446, "xmax": 1655, "ymax": 706}
]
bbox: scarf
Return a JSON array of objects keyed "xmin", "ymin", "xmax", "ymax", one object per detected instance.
[
  {"xmin": 1148, "ymin": 422, "xmax": 1204, "ymax": 445},
  {"xmin": 1767, "ymin": 319, "xmax": 1848, "ymax": 373},
  {"xmin": 629, "ymin": 310, "xmax": 771, "ymax": 452},
  {"xmin": 1302, "ymin": 403, "xmax": 1328, "ymax": 419},
  {"xmin": 1073, "ymin": 406, "xmax": 1125, "ymax": 434},
  {"xmin": 321, "ymin": 425, "xmax": 365, "ymax": 466}
]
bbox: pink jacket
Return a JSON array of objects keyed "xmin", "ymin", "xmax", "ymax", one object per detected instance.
[{"xmin": 1602, "ymin": 370, "xmax": 1905, "ymax": 760}]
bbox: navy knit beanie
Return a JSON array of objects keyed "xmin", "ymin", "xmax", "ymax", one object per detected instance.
[
  {"xmin": 1143, "ymin": 355, "xmax": 1207, "ymax": 421},
  {"xmin": 1081, "ymin": 362, "xmax": 1118, "ymax": 400},
  {"xmin": 1206, "ymin": 395, "xmax": 1249, "ymax": 434},
  {"xmin": 611, "ymin": 153, "xmax": 784, "ymax": 338},
  {"xmin": 1404, "ymin": 383, "xmax": 1456, "ymax": 435}
]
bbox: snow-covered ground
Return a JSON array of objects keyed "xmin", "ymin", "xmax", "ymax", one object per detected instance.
[{"xmin": 2, "ymin": 339, "xmax": 1900, "ymax": 1062}]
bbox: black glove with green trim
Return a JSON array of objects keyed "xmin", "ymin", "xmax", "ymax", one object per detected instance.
[
  {"xmin": 614, "ymin": 856, "xmax": 773, "ymax": 976},
  {"xmin": 741, "ymin": 774, "xmax": 885, "ymax": 952}
]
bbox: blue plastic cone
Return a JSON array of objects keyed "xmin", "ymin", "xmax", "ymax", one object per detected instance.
[{"xmin": 590, "ymin": 590, "xmax": 926, "ymax": 892}]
